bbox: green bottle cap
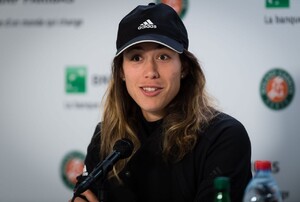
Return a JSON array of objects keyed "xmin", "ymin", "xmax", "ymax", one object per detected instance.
[{"xmin": 214, "ymin": 177, "xmax": 230, "ymax": 191}]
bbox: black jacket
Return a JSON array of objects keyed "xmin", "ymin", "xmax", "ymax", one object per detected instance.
[{"xmin": 82, "ymin": 113, "xmax": 252, "ymax": 202}]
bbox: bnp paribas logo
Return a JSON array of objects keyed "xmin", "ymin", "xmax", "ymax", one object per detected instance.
[
  {"xmin": 266, "ymin": 0, "xmax": 289, "ymax": 8},
  {"xmin": 156, "ymin": 0, "xmax": 188, "ymax": 19},
  {"xmin": 260, "ymin": 68, "xmax": 295, "ymax": 110},
  {"xmin": 65, "ymin": 66, "xmax": 87, "ymax": 94}
]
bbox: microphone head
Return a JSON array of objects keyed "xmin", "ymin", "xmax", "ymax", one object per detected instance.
[{"xmin": 113, "ymin": 138, "xmax": 134, "ymax": 159}]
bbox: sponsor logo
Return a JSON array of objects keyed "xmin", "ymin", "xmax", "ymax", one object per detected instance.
[
  {"xmin": 138, "ymin": 19, "xmax": 157, "ymax": 30},
  {"xmin": 64, "ymin": 68, "xmax": 110, "ymax": 110},
  {"xmin": 157, "ymin": 0, "xmax": 188, "ymax": 18},
  {"xmin": 264, "ymin": 15, "xmax": 300, "ymax": 25},
  {"xmin": 0, "ymin": 0, "xmax": 74, "ymax": 5},
  {"xmin": 260, "ymin": 68, "xmax": 295, "ymax": 110},
  {"xmin": 65, "ymin": 66, "xmax": 87, "ymax": 94},
  {"xmin": 266, "ymin": 0, "xmax": 289, "ymax": 8},
  {"xmin": 60, "ymin": 150, "xmax": 85, "ymax": 190},
  {"xmin": 264, "ymin": 0, "xmax": 300, "ymax": 25}
]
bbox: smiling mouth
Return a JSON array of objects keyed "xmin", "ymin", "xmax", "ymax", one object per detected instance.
[
  {"xmin": 140, "ymin": 86, "xmax": 163, "ymax": 95},
  {"xmin": 142, "ymin": 87, "xmax": 159, "ymax": 92}
]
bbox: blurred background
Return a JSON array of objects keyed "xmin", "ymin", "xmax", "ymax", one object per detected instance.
[{"xmin": 0, "ymin": 0, "xmax": 299, "ymax": 201}]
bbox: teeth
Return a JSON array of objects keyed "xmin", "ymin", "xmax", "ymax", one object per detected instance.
[{"xmin": 143, "ymin": 87, "xmax": 157, "ymax": 92}]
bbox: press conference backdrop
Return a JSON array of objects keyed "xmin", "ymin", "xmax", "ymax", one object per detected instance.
[{"xmin": 0, "ymin": 0, "xmax": 299, "ymax": 201}]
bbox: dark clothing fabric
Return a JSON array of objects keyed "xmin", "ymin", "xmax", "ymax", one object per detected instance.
[{"xmin": 82, "ymin": 112, "xmax": 252, "ymax": 202}]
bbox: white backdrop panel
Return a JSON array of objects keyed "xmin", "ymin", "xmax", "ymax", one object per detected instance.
[{"xmin": 0, "ymin": 0, "xmax": 299, "ymax": 201}]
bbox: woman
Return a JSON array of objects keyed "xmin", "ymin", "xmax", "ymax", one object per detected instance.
[{"xmin": 70, "ymin": 3, "xmax": 252, "ymax": 202}]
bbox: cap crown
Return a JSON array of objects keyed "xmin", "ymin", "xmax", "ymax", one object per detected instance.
[{"xmin": 116, "ymin": 3, "xmax": 188, "ymax": 55}]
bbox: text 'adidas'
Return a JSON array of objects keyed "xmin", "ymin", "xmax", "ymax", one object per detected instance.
[{"xmin": 138, "ymin": 19, "xmax": 157, "ymax": 30}]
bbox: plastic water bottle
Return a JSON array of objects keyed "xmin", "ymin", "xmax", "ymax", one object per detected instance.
[
  {"xmin": 243, "ymin": 160, "xmax": 282, "ymax": 202},
  {"xmin": 214, "ymin": 176, "xmax": 231, "ymax": 202}
]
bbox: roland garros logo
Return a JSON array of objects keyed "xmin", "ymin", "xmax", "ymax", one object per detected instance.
[
  {"xmin": 260, "ymin": 68, "xmax": 295, "ymax": 110},
  {"xmin": 61, "ymin": 151, "xmax": 85, "ymax": 190},
  {"xmin": 156, "ymin": 0, "xmax": 188, "ymax": 18}
]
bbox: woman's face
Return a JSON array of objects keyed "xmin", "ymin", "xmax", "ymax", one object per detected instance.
[{"xmin": 122, "ymin": 42, "xmax": 182, "ymax": 121}]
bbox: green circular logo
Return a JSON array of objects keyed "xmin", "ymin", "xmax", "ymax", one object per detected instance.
[
  {"xmin": 156, "ymin": 0, "xmax": 188, "ymax": 19},
  {"xmin": 260, "ymin": 68, "xmax": 295, "ymax": 110},
  {"xmin": 60, "ymin": 150, "xmax": 85, "ymax": 190}
]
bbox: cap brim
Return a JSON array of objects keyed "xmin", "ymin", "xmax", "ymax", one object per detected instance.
[{"xmin": 116, "ymin": 34, "xmax": 184, "ymax": 56}]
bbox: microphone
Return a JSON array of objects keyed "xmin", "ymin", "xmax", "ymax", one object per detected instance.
[{"xmin": 73, "ymin": 138, "xmax": 134, "ymax": 196}]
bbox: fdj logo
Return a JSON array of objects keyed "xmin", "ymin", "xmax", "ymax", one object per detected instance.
[
  {"xmin": 266, "ymin": 0, "xmax": 289, "ymax": 8},
  {"xmin": 65, "ymin": 67, "xmax": 87, "ymax": 93},
  {"xmin": 260, "ymin": 68, "xmax": 295, "ymax": 110}
]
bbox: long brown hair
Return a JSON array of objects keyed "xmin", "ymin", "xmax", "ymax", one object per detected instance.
[{"xmin": 100, "ymin": 49, "xmax": 218, "ymax": 180}]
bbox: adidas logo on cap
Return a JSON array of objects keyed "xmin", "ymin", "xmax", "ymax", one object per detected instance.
[{"xmin": 138, "ymin": 19, "xmax": 157, "ymax": 30}]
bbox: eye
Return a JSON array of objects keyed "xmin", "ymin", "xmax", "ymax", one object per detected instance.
[
  {"xmin": 158, "ymin": 54, "xmax": 170, "ymax": 61},
  {"xmin": 131, "ymin": 55, "xmax": 142, "ymax": 62}
]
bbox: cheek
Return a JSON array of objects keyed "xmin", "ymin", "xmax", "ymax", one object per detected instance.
[
  {"xmin": 122, "ymin": 63, "xmax": 137, "ymax": 79},
  {"xmin": 123, "ymin": 74, "xmax": 138, "ymax": 97},
  {"xmin": 168, "ymin": 72, "xmax": 182, "ymax": 96},
  {"xmin": 170, "ymin": 65, "xmax": 182, "ymax": 83},
  {"xmin": 173, "ymin": 76, "xmax": 181, "ymax": 95}
]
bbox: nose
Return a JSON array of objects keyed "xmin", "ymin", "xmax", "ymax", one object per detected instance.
[{"xmin": 144, "ymin": 58, "xmax": 159, "ymax": 79}]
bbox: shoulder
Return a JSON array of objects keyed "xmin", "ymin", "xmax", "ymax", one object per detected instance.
[
  {"xmin": 85, "ymin": 123, "xmax": 101, "ymax": 172},
  {"xmin": 210, "ymin": 112, "xmax": 245, "ymax": 129},
  {"xmin": 199, "ymin": 112, "xmax": 250, "ymax": 149},
  {"xmin": 90, "ymin": 123, "xmax": 101, "ymax": 145},
  {"xmin": 85, "ymin": 123, "xmax": 101, "ymax": 152},
  {"xmin": 205, "ymin": 112, "xmax": 247, "ymax": 136}
]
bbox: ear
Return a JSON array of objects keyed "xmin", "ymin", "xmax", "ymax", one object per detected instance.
[
  {"xmin": 181, "ymin": 67, "xmax": 188, "ymax": 79},
  {"xmin": 120, "ymin": 70, "xmax": 125, "ymax": 81}
]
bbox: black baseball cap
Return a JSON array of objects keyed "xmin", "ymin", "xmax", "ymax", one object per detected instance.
[{"xmin": 116, "ymin": 3, "xmax": 189, "ymax": 56}]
